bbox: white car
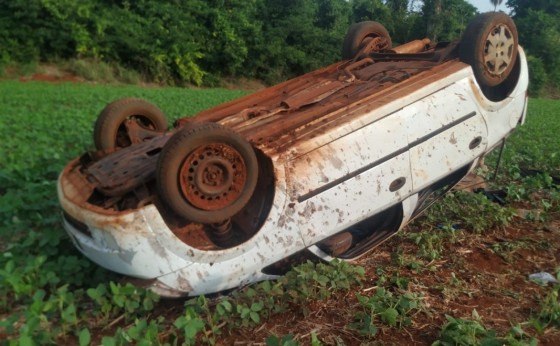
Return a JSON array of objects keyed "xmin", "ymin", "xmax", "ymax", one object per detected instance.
[{"xmin": 58, "ymin": 13, "xmax": 528, "ymax": 297}]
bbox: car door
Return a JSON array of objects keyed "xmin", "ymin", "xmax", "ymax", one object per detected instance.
[
  {"xmin": 404, "ymin": 80, "xmax": 488, "ymax": 192},
  {"xmin": 287, "ymin": 110, "xmax": 413, "ymax": 247}
]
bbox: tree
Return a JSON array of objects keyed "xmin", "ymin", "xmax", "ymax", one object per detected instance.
[
  {"xmin": 507, "ymin": 0, "xmax": 560, "ymax": 93},
  {"xmin": 506, "ymin": 0, "xmax": 560, "ymax": 17},
  {"xmin": 247, "ymin": 0, "xmax": 350, "ymax": 83},
  {"xmin": 385, "ymin": 0, "xmax": 422, "ymax": 44},
  {"xmin": 515, "ymin": 10, "xmax": 560, "ymax": 89},
  {"xmin": 422, "ymin": 0, "xmax": 477, "ymax": 42},
  {"xmin": 349, "ymin": 0, "xmax": 390, "ymax": 23},
  {"xmin": 490, "ymin": 0, "xmax": 503, "ymax": 11}
]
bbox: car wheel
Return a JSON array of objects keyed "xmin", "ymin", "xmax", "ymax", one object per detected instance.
[
  {"xmin": 460, "ymin": 12, "xmax": 518, "ymax": 87},
  {"xmin": 156, "ymin": 122, "xmax": 258, "ymax": 224},
  {"xmin": 342, "ymin": 21, "xmax": 392, "ymax": 60},
  {"xmin": 94, "ymin": 98, "xmax": 167, "ymax": 151}
]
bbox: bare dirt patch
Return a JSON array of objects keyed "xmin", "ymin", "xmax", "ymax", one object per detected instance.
[{"xmin": 19, "ymin": 73, "xmax": 83, "ymax": 83}]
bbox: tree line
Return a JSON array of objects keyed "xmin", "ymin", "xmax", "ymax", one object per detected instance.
[{"xmin": 0, "ymin": 0, "xmax": 557, "ymax": 94}]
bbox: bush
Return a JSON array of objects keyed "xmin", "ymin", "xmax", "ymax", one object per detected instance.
[{"xmin": 527, "ymin": 55, "xmax": 547, "ymax": 97}]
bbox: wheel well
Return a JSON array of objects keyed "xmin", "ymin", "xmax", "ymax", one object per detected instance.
[{"xmin": 156, "ymin": 147, "xmax": 276, "ymax": 250}]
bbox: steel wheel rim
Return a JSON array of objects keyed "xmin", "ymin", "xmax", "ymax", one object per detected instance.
[
  {"xmin": 179, "ymin": 143, "xmax": 247, "ymax": 211},
  {"xmin": 116, "ymin": 116, "xmax": 158, "ymax": 147},
  {"xmin": 483, "ymin": 24, "xmax": 515, "ymax": 76}
]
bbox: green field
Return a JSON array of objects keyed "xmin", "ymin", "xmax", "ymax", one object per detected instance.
[{"xmin": 0, "ymin": 80, "xmax": 559, "ymax": 345}]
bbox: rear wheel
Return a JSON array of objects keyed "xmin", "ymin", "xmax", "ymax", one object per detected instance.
[
  {"xmin": 460, "ymin": 12, "xmax": 518, "ymax": 87},
  {"xmin": 94, "ymin": 98, "xmax": 167, "ymax": 152},
  {"xmin": 342, "ymin": 21, "xmax": 392, "ymax": 60},
  {"xmin": 156, "ymin": 122, "xmax": 258, "ymax": 224}
]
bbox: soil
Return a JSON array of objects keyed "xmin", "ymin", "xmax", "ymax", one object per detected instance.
[
  {"xmin": 146, "ymin": 211, "xmax": 560, "ymax": 345},
  {"xmin": 19, "ymin": 72, "xmax": 83, "ymax": 83},
  {"xmin": 15, "ymin": 65, "xmax": 84, "ymax": 83}
]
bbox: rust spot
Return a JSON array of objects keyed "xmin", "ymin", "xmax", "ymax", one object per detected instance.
[{"xmin": 449, "ymin": 132, "xmax": 458, "ymax": 144}]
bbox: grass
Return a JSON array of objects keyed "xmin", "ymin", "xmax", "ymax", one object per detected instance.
[
  {"xmin": 500, "ymin": 99, "xmax": 560, "ymax": 174},
  {"xmin": 0, "ymin": 81, "xmax": 246, "ymax": 181},
  {"xmin": 0, "ymin": 80, "xmax": 559, "ymax": 344}
]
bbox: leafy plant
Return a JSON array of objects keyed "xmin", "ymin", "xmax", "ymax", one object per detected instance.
[
  {"xmin": 86, "ymin": 282, "xmax": 159, "ymax": 323},
  {"xmin": 433, "ymin": 311, "xmax": 537, "ymax": 346},
  {"xmin": 416, "ymin": 191, "xmax": 516, "ymax": 234},
  {"xmin": 351, "ymin": 287, "xmax": 423, "ymax": 336},
  {"xmin": 281, "ymin": 260, "xmax": 365, "ymax": 306},
  {"xmin": 173, "ymin": 304, "xmax": 206, "ymax": 345}
]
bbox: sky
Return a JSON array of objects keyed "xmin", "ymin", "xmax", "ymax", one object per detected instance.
[{"xmin": 467, "ymin": 0, "xmax": 510, "ymax": 13}]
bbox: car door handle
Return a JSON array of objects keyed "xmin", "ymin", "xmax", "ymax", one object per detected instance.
[
  {"xmin": 469, "ymin": 136, "xmax": 482, "ymax": 150},
  {"xmin": 389, "ymin": 177, "xmax": 407, "ymax": 192}
]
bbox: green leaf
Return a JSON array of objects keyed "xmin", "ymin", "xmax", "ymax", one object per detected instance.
[
  {"xmin": 251, "ymin": 302, "xmax": 263, "ymax": 312},
  {"xmin": 217, "ymin": 299, "xmax": 232, "ymax": 315},
  {"xmin": 101, "ymin": 336, "xmax": 116, "ymax": 346},
  {"xmin": 79, "ymin": 328, "xmax": 91, "ymax": 346},
  {"xmin": 18, "ymin": 335, "xmax": 34, "ymax": 346},
  {"xmin": 380, "ymin": 307, "xmax": 399, "ymax": 327},
  {"xmin": 480, "ymin": 337, "xmax": 502, "ymax": 346},
  {"xmin": 184, "ymin": 319, "xmax": 205, "ymax": 339},
  {"xmin": 311, "ymin": 331, "xmax": 322, "ymax": 346},
  {"xmin": 266, "ymin": 335, "xmax": 281, "ymax": 346},
  {"xmin": 143, "ymin": 297, "xmax": 154, "ymax": 311},
  {"xmin": 250, "ymin": 311, "xmax": 260, "ymax": 323}
]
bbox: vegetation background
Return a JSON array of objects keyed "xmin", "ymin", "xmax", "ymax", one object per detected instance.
[{"xmin": 1, "ymin": 0, "xmax": 559, "ymax": 96}]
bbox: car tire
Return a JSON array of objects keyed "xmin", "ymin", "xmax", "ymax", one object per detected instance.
[
  {"xmin": 342, "ymin": 21, "xmax": 392, "ymax": 60},
  {"xmin": 94, "ymin": 98, "xmax": 167, "ymax": 151},
  {"xmin": 460, "ymin": 12, "xmax": 518, "ymax": 87},
  {"xmin": 156, "ymin": 122, "xmax": 258, "ymax": 224}
]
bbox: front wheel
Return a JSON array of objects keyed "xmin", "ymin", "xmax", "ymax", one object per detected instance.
[
  {"xmin": 460, "ymin": 12, "xmax": 518, "ymax": 87},
  {"xmin": 156, "ymin": 122, "xmax": 258, "ymax": 224}
]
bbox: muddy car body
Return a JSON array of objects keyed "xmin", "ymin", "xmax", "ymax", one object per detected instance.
[{"xmin": 58, "ymin": 13, "xmax": 529, "ymax": 296}]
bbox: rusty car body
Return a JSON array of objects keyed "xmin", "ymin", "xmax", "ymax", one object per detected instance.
[{"xmin": 58, "ymin": 13, "xmax": 529, "ymax": 296}]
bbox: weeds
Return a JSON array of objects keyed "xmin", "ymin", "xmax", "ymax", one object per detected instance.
[
  {"xmin": 0, "ymin": 82, "xmax": 558, "ymax": 344},
  {"xmin": 530, "ymin": 270, "xmax": 560, "ymax": 333},
  {"xmin": 433, "ymin": 311, "xmax": 537, "ymax": 346},
  {"xmin": 419, "ymin": 191, "xmax": 516, "ymax": 234},
  {"xmin": 169, "ymin": 260, "xmax": 365, "ymax": 344},
  {"xmin": 439, "ymin": 272, "xmax": 474, "ymax": 301},
  {"xmin": 491, "ymin": 238, "xmax": 533, "ymax": 262},
  {"xmin": 64, "ymin": 59, "xmax": 142, "ymax": 84},
  {"xmin": 281, "ymin": 260, "xmax": 365, "ymax": 305},
  {"xmin": 351, "ymin": 286, "xmax": 423, "ymax": 336},
  {"xmin": 86, "ymin": 282, "xmax": 160, "ymax": 323}
]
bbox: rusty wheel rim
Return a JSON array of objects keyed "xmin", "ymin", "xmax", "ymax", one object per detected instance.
[
  {"xmin": 179, "ymin": 143, "xmax": 247, "ymax": 211},
  {"xmin": 483, "ymin": 24, "xmax": 515, "ymax": 76},
  {"xmin": 361, "ymin": 36, "xmax": 390, "ymax": 52},
  {"xmin": 116, "ymin": 117, "xmax": 158, "ymax": 147}
]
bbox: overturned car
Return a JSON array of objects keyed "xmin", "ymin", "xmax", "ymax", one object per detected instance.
[{"xmin": 58, "ymin": 13, "xmax": 528, "ymax": 297}]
